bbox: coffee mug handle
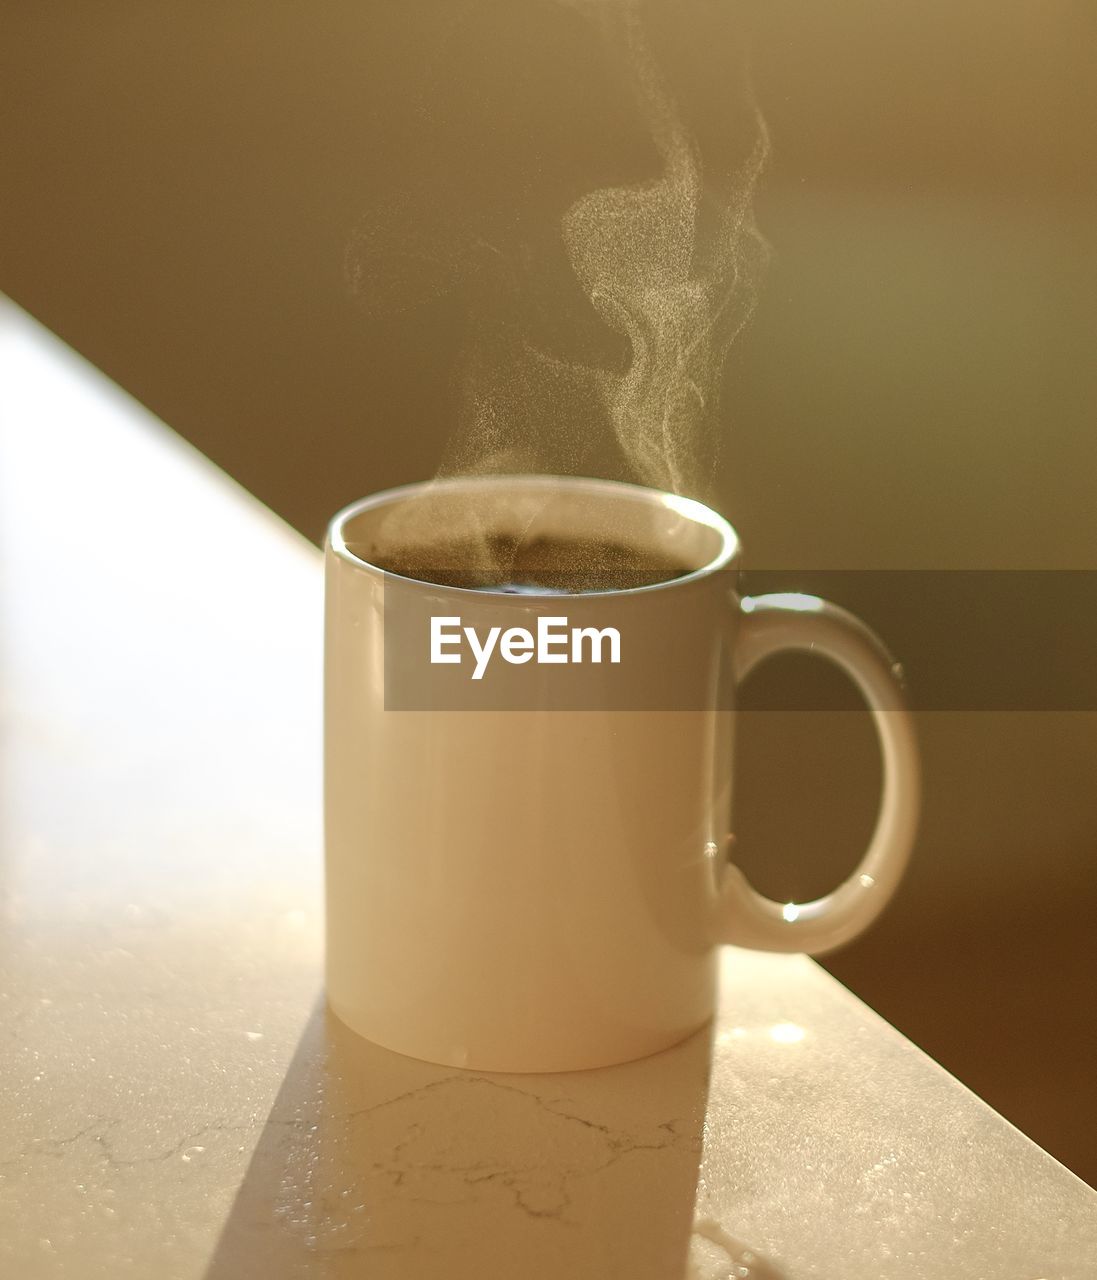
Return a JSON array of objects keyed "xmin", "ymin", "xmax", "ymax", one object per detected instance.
[{"xmin": 716, "ymin": 593, "xmax": 920, "ymax": 954}]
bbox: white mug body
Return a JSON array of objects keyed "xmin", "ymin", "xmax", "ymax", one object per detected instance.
[{"xmin": 324, "ymin": 476, "xmax": 919, "ymax": 1072}]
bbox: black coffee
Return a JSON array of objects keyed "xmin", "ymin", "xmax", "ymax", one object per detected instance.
[{"xmin": 360, "ymin": 533, "xmax": 693, "ymax": 594}]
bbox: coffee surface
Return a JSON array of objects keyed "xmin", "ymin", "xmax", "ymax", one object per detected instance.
[{"xmin": 360, "ymin": 533, "xmax": 693, "ymax": 593}]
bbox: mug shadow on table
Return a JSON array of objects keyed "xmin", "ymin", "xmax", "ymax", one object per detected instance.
[{"xmin": 204, "ymin": 995, "xmax": 784, "ymax": 1280}]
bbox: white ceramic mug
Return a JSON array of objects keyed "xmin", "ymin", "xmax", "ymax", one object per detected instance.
[{"xmin": 325, "ymin": 475, "xmax": 919, "ymax": 1072}]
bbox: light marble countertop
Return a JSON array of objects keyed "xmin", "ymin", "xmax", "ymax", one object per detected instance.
[{"xmin": 1, "ymin": 299, "xmax": 1094, "ymax": 1279}]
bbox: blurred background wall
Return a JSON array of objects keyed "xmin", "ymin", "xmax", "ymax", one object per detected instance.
[{"xmin": 2, "ymin": 2, "xmax": 1095, "ymax": 1180}]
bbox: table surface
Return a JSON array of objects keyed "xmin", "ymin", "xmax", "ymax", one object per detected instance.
[{"xmin": 1, "ymin": 297, "xmax": 1094, "ymax": 1280}]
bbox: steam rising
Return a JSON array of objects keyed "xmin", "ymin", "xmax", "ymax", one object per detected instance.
[
  {"xmin": 348, "ymin": 0, "xmax": 769, "ymax": 535},
  {"xmin": 558, "ymin": 0, "xmax": 769, "ymax": 496}
]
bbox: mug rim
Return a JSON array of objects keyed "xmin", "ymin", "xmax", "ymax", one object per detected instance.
[{"xmin": 327, "ymin": 474, "xmax": 740, "ymax": 598}]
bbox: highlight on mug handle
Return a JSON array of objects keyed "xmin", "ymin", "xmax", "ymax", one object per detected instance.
[{"xmin": 716, "ymin": 593, "xmax": 921, "ymax": 955}]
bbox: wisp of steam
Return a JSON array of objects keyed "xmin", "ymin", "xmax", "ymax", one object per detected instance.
[
  {"xmin": 347, "ymin": 0, "xmax": 769, "ymax": 560},
  {"xmin": 556, "ymin": 0, "xmax": 769, "ymax": 497}
]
